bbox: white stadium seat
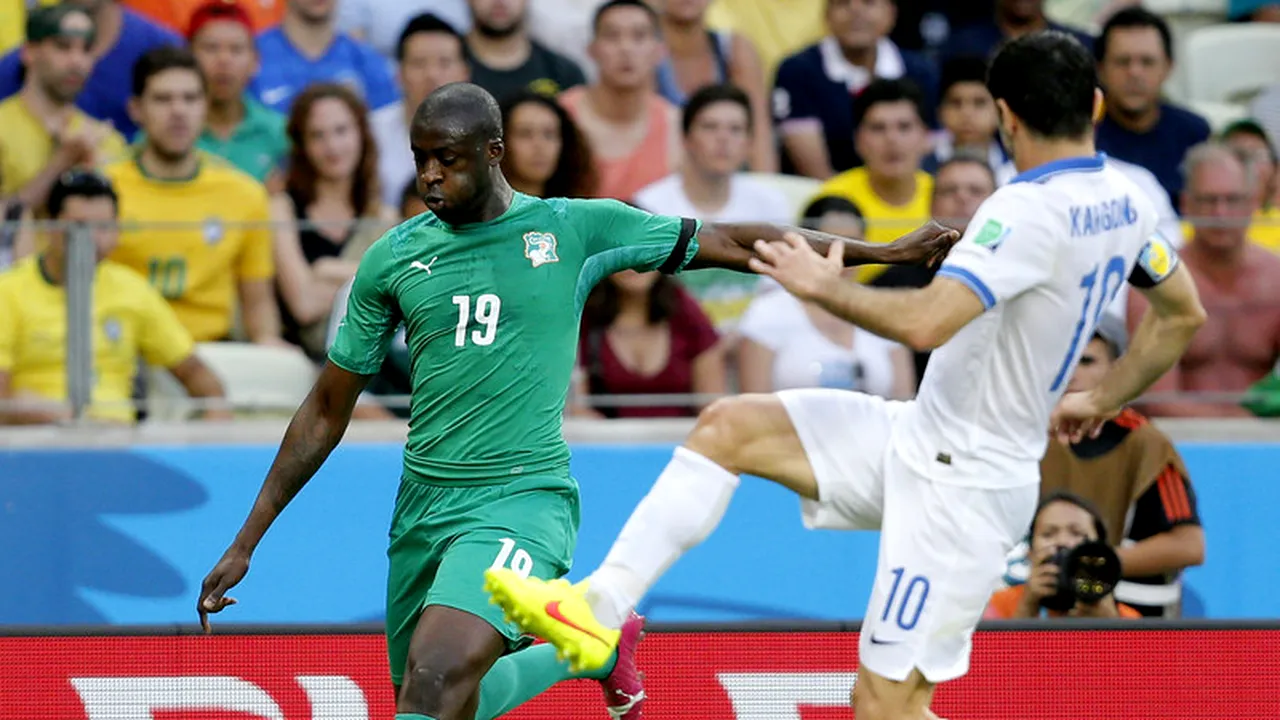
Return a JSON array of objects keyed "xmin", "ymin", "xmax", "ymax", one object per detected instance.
[
  {"xmin": 1182, "ymin": 24, "xmax": 1280, "ymax": 106},
  {"xmin": 1186, "ymin": 99, "xmax": 1251, "ymax": 133},
  {"xmin": 740, "ymin": 172, "xmax": 825, "ymax": 223},
  {"xmin": 146, "ymin": 342, "xmax": 318, "ymax": 420},
  {"xmin": 1143, "ymin": 0, "xmax": 1227, "ymax": 14}
]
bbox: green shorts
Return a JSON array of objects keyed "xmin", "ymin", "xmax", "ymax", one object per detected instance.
[{"xmin": 384, "ymin": 474, "xmax": 580, "ymax": 685}]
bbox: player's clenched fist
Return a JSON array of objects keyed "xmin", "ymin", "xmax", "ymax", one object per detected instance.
[
  {"xmin": 1049, "ymin": 390, "xmax": 1119, "ymax": 444},
  {"xmin": 198, "ymin": 549, "xmax": 249, "ymax": 633},
  {"xmin": 886, "ymin": 219, "xmax": 961, "ymax": 267}
]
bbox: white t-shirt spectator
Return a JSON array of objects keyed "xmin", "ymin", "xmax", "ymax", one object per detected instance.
[
  {"xmin": 633, "ymin": 173, "xmax": 793, "ymax": 223},
  {"xmin": 738, "ymin": 289, "xmax": 906, "ymax": 397},
  {"xmin": 634, "ymin": 173, "xmax": 794, "ymax": 331},
  {"xmin": 528, "ymin": 0, "xmax": 600, "ymax": 81},
  {"xmin": 371, "ymin": 102, "xmax": 415, "ymax": 208}
]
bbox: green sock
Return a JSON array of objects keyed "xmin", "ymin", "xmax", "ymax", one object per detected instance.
[
  {"xmin": 474, "ymin": 644, "xmax": 618, "ymax": 720},
  {"xmin": 394, "ymin": 715, "xmax": 438, "ymax": 720}
]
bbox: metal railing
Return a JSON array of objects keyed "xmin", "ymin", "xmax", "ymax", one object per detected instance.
[{"xmin": 3, "ymin": 216, "xmax": 1280, "ymax": 423}]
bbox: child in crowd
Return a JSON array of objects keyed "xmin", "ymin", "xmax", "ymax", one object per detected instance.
[{"xmin": 924, "ymin": 55, "xmax": 1015, "ymax": 185}]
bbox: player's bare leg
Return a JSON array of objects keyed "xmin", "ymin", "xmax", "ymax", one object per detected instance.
[
  {"xmin": 398, "ymin": 605, "xmax": 505, "ymax": 719},
  {"xmin": 853, "ymin": 666, "xmax": 940, "ymax": 720},
  {"xmin": 396, "ymin": 604, "xmax": 646, "ymax": 720}
]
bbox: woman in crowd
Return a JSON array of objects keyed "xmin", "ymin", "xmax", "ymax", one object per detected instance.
[
  {"xmin": 271, "ymin": 83, "xmax": 397, "ymax": 360},
  {"xmin": 652, "ymin": 0, "xmax": 776, "ymax": 172},
  {"xmin": 500, "ymin": 91, "xmax": 598, "ymax": 199},
  {"xmin": 574, "ymin": 269, "xmax": 725, "ymax": 418},
  {"xmin": 736, "ymin": 195, "xmax": 916, "ymax": 398}
]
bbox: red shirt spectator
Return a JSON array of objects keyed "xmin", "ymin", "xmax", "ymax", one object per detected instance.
[{"xmin": 576, "ymin": 272, "xmax": 724, "ymax": 418}]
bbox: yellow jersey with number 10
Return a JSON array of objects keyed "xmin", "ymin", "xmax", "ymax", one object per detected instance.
[
  {"xmin": 0, "ymin": 257, "xmax": 194, "ymax": 422},
  {"xmin": 103, "ymin": 156, "xmax": 274, "ymax": 341}
]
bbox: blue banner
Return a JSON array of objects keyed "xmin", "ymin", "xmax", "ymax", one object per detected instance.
[{"xmin": 0, "ymin": 442, "xmax": 1271, "ymax": 625}]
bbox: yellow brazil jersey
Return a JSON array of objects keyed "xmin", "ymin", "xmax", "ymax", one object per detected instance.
[
  {"xmin": 1249, "ymin": 206, "xmax": 1280, "ymax": 255},
  {"xmin": 1, "ymin": 0, "xmax": 57, "ymax": 55},
  {"xmin": 0, "ymin": 95, "xmax": 128, "ymax": 197},
  {"xmin": 103, "ymin": 156, "xmax": 274, "ymax": 341},
  {"xmin": 705, "ymin": 0, "xmax": 825, "ymax": 86},
  {"xmin": 814, "ymin": 167, "xmax": 934, "ymax": 283},
  {"xmin": 0, "ymin": 257, "xmax": 194, "ymax": 422},
  {"xmin": 1180, "ymin": 206, "xmax": 1280, "ymax": 255}
]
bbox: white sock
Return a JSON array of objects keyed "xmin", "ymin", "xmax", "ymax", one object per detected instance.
[{"xmin": 585, "ymin": 447, "xmax": 740, "ymax": 629}]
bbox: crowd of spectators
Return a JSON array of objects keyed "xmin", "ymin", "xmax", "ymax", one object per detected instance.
[{"xmin": 0, "ymin": 0, "xmax": 1277, "ymax": 428}]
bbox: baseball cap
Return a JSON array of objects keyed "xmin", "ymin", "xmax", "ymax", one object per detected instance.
[
  {"xmin": 26, "ymin": 4, "xmax": 96, "ymax": 44},
  {"xmin": 1093, "ymin": 312, "xmax": 1128, "ymax": 358},
  {"xmin": 187, "ymin": 0, "xmax": 254, "ymax": 41}
]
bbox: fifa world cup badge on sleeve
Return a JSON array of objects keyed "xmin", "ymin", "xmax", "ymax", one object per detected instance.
[{"xmin": 973, "ymin": 219, "xmax": 1010, "ymax": 252}]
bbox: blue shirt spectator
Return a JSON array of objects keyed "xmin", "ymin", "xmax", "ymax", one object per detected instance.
[
  {"xmin": 943, "ymin": 0, "xmax": 1093, "ymax": 60},
  {"xmin": 251, "ymin": 27, "xmax": 399, "ymax": 114},
  {"xmin": 1228, "ymin": 0, "xmax": 1280, "ymax": 20},
  {"xmin": 0, "ymin": 5, "xmax": 180, "ymax": 139},
  {"xmin": 1095, "ymin": 105, "xmax": 1210, "ymax": 206},
  {"xmin": 1092, "ymin": 7, "xmax": 1210, "ymax": 207}
]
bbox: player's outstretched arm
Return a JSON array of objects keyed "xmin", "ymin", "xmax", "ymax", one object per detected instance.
[
  {"xmin": 197, "ymin": 361, "xmax": 371, "ymax": 632},
  {"xmin": 1051, "ymin": 264, "xmax": 1206, "ymax": 442},
  {"xmin": 748, "ymin": 233, "xmax": 986, "ymax": 351},
  {"xmin": 687, "ymin": 220, "xmax": 958, "ymax": 271}
]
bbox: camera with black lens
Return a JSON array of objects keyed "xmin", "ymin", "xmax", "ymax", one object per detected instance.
[{"xmin": 1039, "ymin": 541, "xmax": 1123, "ymax": 613}]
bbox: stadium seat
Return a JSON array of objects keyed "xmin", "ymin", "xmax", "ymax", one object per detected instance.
[
  {"xmin": 1182, "ymin": 24, "xmax": 1280, "ymax": 106},
  {"xmin": 1143, "ymin": 0, "xmax": 1226, "ymax": 15},
  {"xmin": 146, "ymin": 342, "xmax": 318, "ymax": 420},
  {"xmin": 1143, "ymin": 0, "xmax": 1228, "ymax": 102},
  {"xmin": 740, "ymin": 172, "xmax": 825, "ymax": 222},
  {"xmin": 1187, "ymin": 99, "xmax": 1251, "ymax": 132}
]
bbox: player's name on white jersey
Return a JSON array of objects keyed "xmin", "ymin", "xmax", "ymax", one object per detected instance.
[{"xmin": 1069, "ymin": 195, "xmax": 1138, "ymax": 238}]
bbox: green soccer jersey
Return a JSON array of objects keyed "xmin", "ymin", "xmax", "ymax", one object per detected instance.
[{"xmin": 329, "ymin": 192, "xmax": 701, "ymax": 483}]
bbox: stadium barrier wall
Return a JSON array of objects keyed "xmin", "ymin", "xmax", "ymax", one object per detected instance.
[
  {"xmin": 2, "ymin": 622, "xmax": 1278, "ymax": 719},
  {"xmin": 1, "ymin": 419, "xmax": 1276, "ymax": 625}
]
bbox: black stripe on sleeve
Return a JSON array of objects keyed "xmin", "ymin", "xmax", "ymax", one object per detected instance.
[{"xmin": 658, "ymin": 217, "xmax": 698, "ymax": 274}]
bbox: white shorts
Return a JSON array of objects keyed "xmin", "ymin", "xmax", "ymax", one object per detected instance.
[{"xmin": 778, "ymin": 389, "xmax": 1037, "ymax": 683}]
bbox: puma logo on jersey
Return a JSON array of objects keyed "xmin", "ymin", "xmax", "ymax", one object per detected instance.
[
  {"xmin": 411, "ymin": 257, "xmax": 438, "ymax": 274},
  {"xmin": 524, "ymin": 232, "xmax": 559, "ymax": 268}
]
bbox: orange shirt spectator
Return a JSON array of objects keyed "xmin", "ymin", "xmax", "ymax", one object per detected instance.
[
  {"xmin": 986, "ymin": 585, "xmax": 1143, "ymax": 620},
  {"xmin": 124, "ymin": 0, "xmax": 283, "ymax": 36},
  {"xmin": 561, "ymin": 0, "xmax": 681, "ymax": 201}
]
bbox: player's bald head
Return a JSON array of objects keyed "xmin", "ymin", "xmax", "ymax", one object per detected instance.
[{"xmin": 412, "ymin": 82, "xmax": 503, "ymax": 145}]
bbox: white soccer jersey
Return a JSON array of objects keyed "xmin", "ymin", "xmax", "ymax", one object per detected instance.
[{"xmin": 892, "ymin": 154, "xmax": 1179, "ymax": 489}]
